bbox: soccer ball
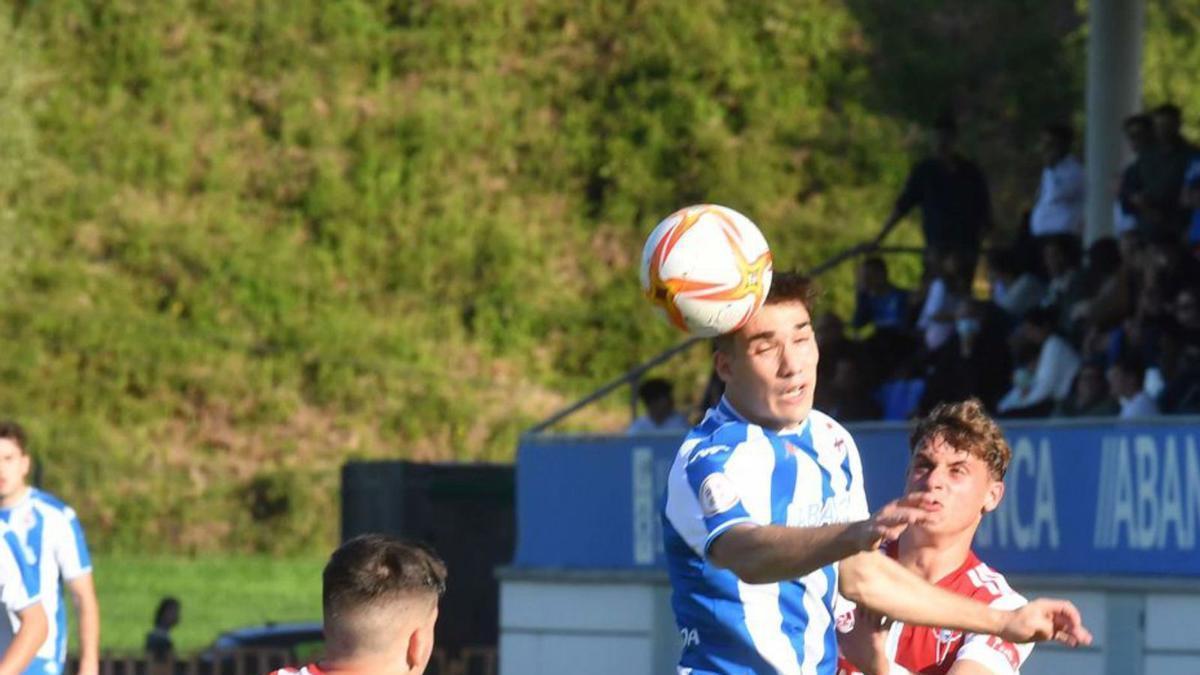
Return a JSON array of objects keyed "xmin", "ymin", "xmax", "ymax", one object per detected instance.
[{"xmin": 640, "ymin": 204, "xmax": 773, "ymax": 337}]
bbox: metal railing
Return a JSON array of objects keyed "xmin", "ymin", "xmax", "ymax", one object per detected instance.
[{"xmin": 525, "ymin": 244, "xmax": 924, "ymax": 435}]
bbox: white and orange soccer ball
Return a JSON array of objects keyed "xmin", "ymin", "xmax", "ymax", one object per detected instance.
[{"xmin": 640, "ymin": 204, "xmax": 773, "ymax": 337}]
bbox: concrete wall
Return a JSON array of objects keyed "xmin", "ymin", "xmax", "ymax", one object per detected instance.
[{"xmin": 498, "ymin": 571, "xmax": 1200, "ymax": 675}]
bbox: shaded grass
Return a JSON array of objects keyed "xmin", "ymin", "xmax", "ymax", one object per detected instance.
[{"xmin": 88, "ymin": 554, "xmax": 324, "ymax": 654}]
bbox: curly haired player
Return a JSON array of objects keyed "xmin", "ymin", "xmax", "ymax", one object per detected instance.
[{"xmin": 838, "ymin": 399, "xmax": 1036, "ymax": 675}]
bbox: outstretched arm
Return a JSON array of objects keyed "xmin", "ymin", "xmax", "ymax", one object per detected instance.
[
  {"xmin": 708, "ymin": 495, "xmax": 929, "ymax": 585},
  {"xmin": 840, "ymin": 551, "xmax": 1091, "ymax": 646}
]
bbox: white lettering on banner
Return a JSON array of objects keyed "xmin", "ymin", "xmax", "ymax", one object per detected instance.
[
  {"xmin": 1094, "ymin": 434, "xmax": 1200, "ymax": 550},
  {"xmin": 632, "ymin": 446, "xmax": 655, "ymax": 565},
  {"xmin": 975, "ymin": 438, "xmax": 1059, "ymax": 550}
]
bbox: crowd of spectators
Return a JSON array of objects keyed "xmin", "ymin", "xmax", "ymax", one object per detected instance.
[{"xmin": 811, "ymin": 103, "xmax": 1200, "ymax": 422}]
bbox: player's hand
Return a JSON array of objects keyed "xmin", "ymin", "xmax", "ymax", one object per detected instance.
[
  {"xmin": 850, "ymin": 492, "xmax": 932, "ymax": 551},
  {"xmin": 999, "ymin": 598, "xmax": 1093, "ymax": 647},
  {"xmin": 839, "ymin": 606, "xmax": 892, "ymax": 675}
]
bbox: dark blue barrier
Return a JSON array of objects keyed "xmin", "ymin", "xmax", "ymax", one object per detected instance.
[{"xmin": 515, "ymin": 418, "xmax": 1200, "ymax": 576}]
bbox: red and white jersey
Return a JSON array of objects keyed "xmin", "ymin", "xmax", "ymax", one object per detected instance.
[
  {"xmin": 836, "ymin": 546, "xmax": 1033, "ymax": 675},
  {"xmin": 267, "ymin": 665, "xmax": 324, "ymax": 675}
]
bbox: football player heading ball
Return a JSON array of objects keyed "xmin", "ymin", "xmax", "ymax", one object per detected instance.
[{"xmin": 649, "ymin": 207, "xmax": 1091, "ymax": 674}]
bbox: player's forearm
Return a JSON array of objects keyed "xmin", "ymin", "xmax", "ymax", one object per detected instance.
[
  {"xmin": 710, "ymin": 523, "xmax": 864, "ymax": 584},
  {"xmin": 75, "ymin": 588, "xmax": 101, "ymax": 667},
  {"xmin": 841, "ymin": 552, "xmax": 1006, "ymax": 635},
  {"xmin": 0, "ymin": 605, "xmax": 47, "ymax": 675}
]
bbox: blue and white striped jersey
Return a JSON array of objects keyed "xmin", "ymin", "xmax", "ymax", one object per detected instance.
[
  {"xmin": 663, "ymin": 398, "xmax": 869, "ymax": 675},
  {"xmin": 0, "ymin": 488, "xmax": 93, "ymax": 670}
]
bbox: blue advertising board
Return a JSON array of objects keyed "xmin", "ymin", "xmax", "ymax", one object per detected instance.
[{"xmin": 514, "ymin": 418, "xmax": 1200, "ymax": 576}]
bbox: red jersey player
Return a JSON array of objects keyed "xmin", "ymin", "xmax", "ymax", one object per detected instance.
[{"xmin": 838, "ymin": 399, "xmax": 1035, "ymax": 675}]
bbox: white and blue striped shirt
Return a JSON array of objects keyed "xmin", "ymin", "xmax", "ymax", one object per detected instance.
[
  {"xmin": 0, "ymin": 488, "xmax": 93, "ymax": 669},
  {"xmin": 663, "ymin": 398, "xmax": 869, "ymax": 675}
]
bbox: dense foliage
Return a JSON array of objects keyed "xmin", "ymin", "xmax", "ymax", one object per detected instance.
[{"xmin": 0, "ymin": 0, "xmax": 1189, "ymax": 552}]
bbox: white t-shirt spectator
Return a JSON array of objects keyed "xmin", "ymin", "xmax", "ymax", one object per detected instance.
[
  {"xmin": 627, "ymin": 412, "xmax": 690, "ymax": 435},
  {"xmin": 994, "ymin": 274, "xmax": 1045, "ymax": 320},
  {"xmin": 997, "ymin": 335, "xmax": 1081, "ymax": 413},
  {"xmin": 917, "ymin": 277, "xmax": 956, "ymax": 351},
  {"xmin": 1030, "ymin": 155, "xmax": 1085, "ymax": 237},
  {"xmin": 1119, "ymin": 391, "xmax": 1160, "ymax": 419}
]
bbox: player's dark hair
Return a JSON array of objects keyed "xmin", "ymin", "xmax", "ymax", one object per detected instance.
[
  {"xmin": 712, "ymin": 272, "xmax": 818, "ymax": 353},
  {"xmin": 323, "ymin": 534, "xmax": 447, "ymax": 624},
  {"xmin": 0, "ymin": 421, "xmax": 28, "ymax": 455},
  {"xmin": 637, "ymin": 378, "xmax": 673, "ymax": 405},
  {"xmin": 910, "ymin": 398, "xmax": 1011, "ymax": 480}
]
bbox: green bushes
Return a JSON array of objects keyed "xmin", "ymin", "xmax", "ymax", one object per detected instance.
[{"xmin": 0, "ymin": 1, "xmax": 1190, "ymax": 553}]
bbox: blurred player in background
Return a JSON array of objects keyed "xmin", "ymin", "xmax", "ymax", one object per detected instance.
[
  {"xmin": 0, "ymin": 422, "xmax": 97, "ymax": 675},
  {"xmin": 838, "ymin": 399, "xmax": 1035, "ymax": 675},
  {"xmin": 269, "ymin": 534, "xmax": 446, "ymax": 675},
  {"xmin": 662, "ymin": 272, "xmax": 1090, "ymax": 674}
]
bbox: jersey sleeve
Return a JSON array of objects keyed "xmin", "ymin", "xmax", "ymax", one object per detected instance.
[
  {"xmin": 52, "ymin": 505, "xmax": 93, "ymax": 580},
  {"xmin": 956, "ymin": 594, "xmax": 1034, "ymax": 674},
  {"xmin": 682, "ymin": 433, "xmax": 775, "ymax": 555},
  {"xmin": 844, "ymin": 432, "xmax": 870, "ymax": 522},
  {"xmin": 0, "ymin": 529, "xmax": 39, "ymax": 613}
]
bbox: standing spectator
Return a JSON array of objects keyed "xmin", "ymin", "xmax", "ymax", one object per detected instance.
[
  {"xmin": 997, "ymin": 308, "xmax": 1081, "ymax": 417},
  {"xmin": 627, "ymin": 378, "xmax": 690, "ymax": 435},
  {"xmin": 145, "ymin": 597, "xmax": 180, "ymax": 664},
  {"xmin": 1116, "ymin": 114, "xmax": 1154, "ymax": 235},
  {"xmin": 1029, "ymin": 123, "xmax": 1085, "ymax": 246},
  {"xmin": 1108, "ymin": 355, "xmax": 1160, "ymax": 419},
  {"xmin": 987, "ymin": 249, "xmax": 1045, "ymax": 323},
  {"xmin": 1130, "ymin": 104, "xmax": 1195, "ymax": 235},
  {"xmin": 0, "ymin": 422, "xmax": 99, "ymax": 675},
  {"xmin": 1055, "ymin": 360, "xmax": 1120, "ymax": 417},
  {"xmin": 875, "ymin": 112, "xmax": 993, "ymax": 274}
]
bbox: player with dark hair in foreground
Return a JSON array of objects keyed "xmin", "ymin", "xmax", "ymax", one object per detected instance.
[
  {"xmin": 838, "ymin": 399, "xmax": 1035, "ymax": 675},
  {"xmin": 662, "ymin": 272, "xmax": 1090, "ymax": 674},
  {"xmin": 270, "ymin": 535, "xmax": 447, "ymax": 675}
]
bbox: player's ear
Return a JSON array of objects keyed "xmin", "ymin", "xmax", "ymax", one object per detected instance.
[
  {"xmin": 982, "ymin": 479, "xmax": 1005, "ymax": 514},
  {"xmin": 714, "ymin": 348, "xmax": 733, "ymax": 383}
]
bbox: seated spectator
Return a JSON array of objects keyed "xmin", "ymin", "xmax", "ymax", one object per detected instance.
[
  {"xmin": 627, "ymin": 378, "xmax": 690, "ymax": 434},
  {"xmin": 1108, "ymin": 354, "xmax": 1160, "ymax": 419},
  {"xmin": 1085, "ymin": 229, "xmax": 1146, "ymax": 329},
  {"xmin": 852, "ymin": 256, "xmax": 910, "ymax": 332},
  {"xmin": 988, "ymin": 249, "xmax": 1045, "ymax": 322},
  {"xmin": 997, "ymin": 307, "xmax": 1081, "ymax": 416},
  {"xmin": 1055, "ymin": 360, "xmax": 1120, "ymax": 417},
  {"xmin": 1067, "ymin": 237, "xmax": 1123, "ymax": 339},
  {"xmin": 1039, "ymin": 235, "xmax": 1086, "ymax": 331},
  {"xmin": 824, "ymin": 356, "xmax": 883, "ymax": 422},
  {"xmin": 1159, "ymin": 322, "xmax": 1200, "ymax": 414},
  {"xmin": 1029, "ymin": 122, "xmax": 1085, "ymax": 244},
  {"xmin": 919, "ymin": 298, "xmax": 1012, "ymax": 414},
  {"xmin": 916, "ymin": 249, "xmax": 971, "ymax": 352},
  {"xmin": 1143, "ymin": 231, "xmax": 1200, "ymax": 298}
]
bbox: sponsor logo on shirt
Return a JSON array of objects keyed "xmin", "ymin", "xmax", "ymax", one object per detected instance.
[
  {"xmin": 788, "ymin": 493, "xmax": 853, "ymax": 527},
  {"xmin": 986, "ymin": 635, "xmax": 1021, "ymax": 670},
  {"xmin": 699, "ymin": 474, "xmax": 740, "ymax": 517}
]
